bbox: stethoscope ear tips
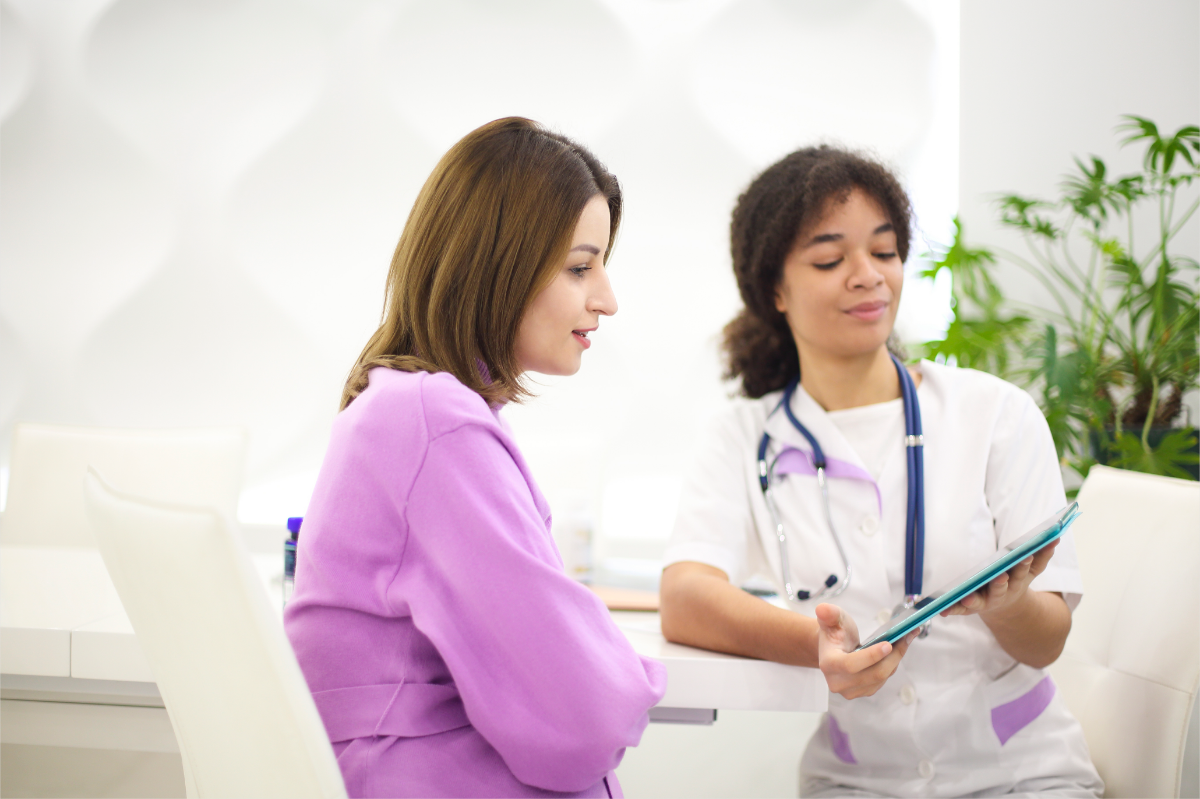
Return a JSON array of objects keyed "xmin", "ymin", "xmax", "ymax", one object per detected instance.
[
  {"xmin": 796, "ymin": 590, "xmax": 811, "ymax": 600},
  {"xmin": 824, "ymin": 574, "xmax": 838, "ymax": 588}
]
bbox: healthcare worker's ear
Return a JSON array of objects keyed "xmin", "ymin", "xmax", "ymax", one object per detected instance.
[{"xmin": 773, "ymin": 266, "xmax": 796, "ymax": 316}]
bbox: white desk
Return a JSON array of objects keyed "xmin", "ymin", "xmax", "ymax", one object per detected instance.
[
  {"xmin": 1, "ymin": 544, "xmax": 827, "ymax": 752},
  {"xmin": 611, "ymin": 611, "xmax": 827, "ymax": 719}
]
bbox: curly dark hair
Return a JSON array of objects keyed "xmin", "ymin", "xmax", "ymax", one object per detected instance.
[{"xmin": 723, "ymin": 145, "xmax": 913, "ymax": 398}]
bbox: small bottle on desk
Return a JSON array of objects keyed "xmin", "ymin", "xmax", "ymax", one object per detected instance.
[{"xmin": 283, "ymin": 516, "xmax": 302, "ymax": 609}]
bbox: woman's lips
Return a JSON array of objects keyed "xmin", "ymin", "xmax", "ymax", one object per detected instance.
[
  {"xmin": 572, "ymin": 329, "xmax": 592, "ymax": 349},
  {"xmin": 845, "ymin": 301, "xmax": 888, "ymax": 321}
]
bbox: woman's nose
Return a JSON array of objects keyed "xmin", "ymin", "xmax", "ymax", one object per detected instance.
[
  {"xmin": 848, "ymin": 251, "xmax": 885, "ymax": 289},
  {"xmin": 590, "ymin": 268, "xmax": 618, "ymax": 316}
]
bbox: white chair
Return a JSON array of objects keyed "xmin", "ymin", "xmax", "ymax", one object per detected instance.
[
  {"xmin": 4, "ymin": 423, "xmax": 248, "ymax": 548},
  {"xmin": 1048, "ymin": 465, "xmax": 1200, "ymax": 798},
  {"xmin": 83, "ymin": 469, "xmax": 346, "ymax": 799}
]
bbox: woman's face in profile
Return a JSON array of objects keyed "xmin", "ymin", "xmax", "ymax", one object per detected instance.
[
  {"xmin": 773, "ymin": 188, "xmax": 903, "ymax": 361},
  {"xmin": 515, "ymin": 194, "xmax": 617, "ymax": 376}
]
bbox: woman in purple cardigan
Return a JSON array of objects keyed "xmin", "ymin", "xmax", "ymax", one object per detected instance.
[{"xmin": 284, "ymin": 118, "xmax": 667, "ymax": 798}]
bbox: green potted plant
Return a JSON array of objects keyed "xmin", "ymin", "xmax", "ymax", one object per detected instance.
[{"xmin": 922, "ymin": 116, "xmax": 1199, "ymax": 483}]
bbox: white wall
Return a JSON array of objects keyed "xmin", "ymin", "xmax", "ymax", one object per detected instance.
[
  {"xmin": 960, "ymin": 2, "xmax": 1199, "ymax": 253},
  {"xmin": 959, "ymin": 0, "xmax": 1200, "ymax": 424},
  {"xmin": 0, "ymin": 0, "xmax": 959, "ymax": 573}
]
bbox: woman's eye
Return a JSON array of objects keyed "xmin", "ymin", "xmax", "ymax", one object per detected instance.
[
  {"xmin": 813, "ymin": 259, "xmax": 841, "ymax": 270},
  {"xmin": 874, "ymin": 251, "xmax": 897, "ymax": 260},
  {"xmin": 569, "ymin": 265, "xmax": 591, "ymax": 277}
]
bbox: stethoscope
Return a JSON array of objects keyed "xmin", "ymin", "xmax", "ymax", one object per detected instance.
[{"xmin": 757, "ymin": 353, "xmax": 925, "ymax": 610}]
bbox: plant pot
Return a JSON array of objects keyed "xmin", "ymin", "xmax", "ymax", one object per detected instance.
[{"xmin": 1089, "ymin": 426, "xmax": 1200, "ymax": 480}]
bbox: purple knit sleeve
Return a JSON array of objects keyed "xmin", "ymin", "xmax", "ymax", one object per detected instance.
[{"xmin": 395, "ymin": 420, "xmax": 666, "ymax": 793}]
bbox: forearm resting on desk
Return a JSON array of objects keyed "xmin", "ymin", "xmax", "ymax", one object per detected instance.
[{"xmin": 659, "ymin": 562, "xmax": 819, "ymax": 667}]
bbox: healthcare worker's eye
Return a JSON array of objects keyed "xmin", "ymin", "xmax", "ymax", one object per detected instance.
[{"xmin": 569, "ymin": 265, "xmax": 592, "ymax": 278}]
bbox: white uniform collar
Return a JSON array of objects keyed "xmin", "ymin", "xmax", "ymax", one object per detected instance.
[{"xmin": 760, "ymin": 381, "xmax": 872, "ymax": 476}]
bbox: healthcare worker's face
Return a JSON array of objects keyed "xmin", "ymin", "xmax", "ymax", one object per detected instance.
[
  {"xmin": 774, "ymin": 188, "xmax": 903, "ymax": 361},
  {"xmin": 515, "ymin": 194, "xmax": 617, "ymax": 376}
]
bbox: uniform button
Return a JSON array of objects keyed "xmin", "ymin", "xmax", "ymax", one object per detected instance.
[
  {"xmin": 900, "ymin": 685, "xmax": 916, "ymax": 705},
  {"xmin": 859, "ymin": 515, "xmax": 879, "ymax": 536},
  {"xmin": 877, "ymin": 609, "xmax": 891, "ymax": 625},
  {"xmin": 918, "ymin": 760, "xmax": 935, "ymax": 779}
]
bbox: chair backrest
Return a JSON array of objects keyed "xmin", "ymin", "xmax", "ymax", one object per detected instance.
[
  {"xmin": 4, "ymin": 423, "xmax": 247, "ymax": 548},
  {"xmin": 1048, "ymin": 465, "xmax": 1200, "ymax": 798},
  {"xmin": 84, "ymin": 469, "xmax": 346, "ymax": 799}
]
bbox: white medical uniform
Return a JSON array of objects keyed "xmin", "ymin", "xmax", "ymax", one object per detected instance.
[{"xmin": 664, "ymin": 361, "xmax": 1102, "ymax": 798}]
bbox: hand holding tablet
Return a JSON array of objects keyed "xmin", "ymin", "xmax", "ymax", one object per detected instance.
[
  {"xmin": 855, "ymin": 503, "xmax": 1080, "ymax": 651},
  {"xmin": 940, "ymin": 538, "xmax": 1061, "ymax": 619},
  {"xmin": 816, "ymin": 603, "xmax": 919, "ymax": 700}
]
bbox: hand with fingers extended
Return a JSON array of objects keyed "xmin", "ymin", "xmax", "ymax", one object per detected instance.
[
  {"xmin": 816, "ymin": 603, "xmax": 918, "ymax": 700},
  {"xmin": 941, "ymin": 539, "xmax": 1060, "ymax": 622}
]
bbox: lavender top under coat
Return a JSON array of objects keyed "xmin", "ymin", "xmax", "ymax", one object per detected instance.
[{"xmin": 285, "ymin": 367, "xmax": 666, "ymax": 798}]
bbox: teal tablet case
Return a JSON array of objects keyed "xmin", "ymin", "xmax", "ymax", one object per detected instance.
[{"xmin": 856, "ymin": 502, "xmax": 1081, "ymax": 651}]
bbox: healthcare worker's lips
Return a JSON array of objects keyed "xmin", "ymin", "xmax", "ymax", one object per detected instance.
[
  {"xmin": 845, "ymin": 300, "xmax": 889, "ymax": 321},
  {"xmin": 572, "ymin": 327, "xmax": 594, "ymax": 349}
]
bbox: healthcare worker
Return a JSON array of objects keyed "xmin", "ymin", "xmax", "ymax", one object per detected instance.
[
  {"xmin": 285, "ymin": 117, "xmax": 666, "ymax": 798},
  {"xmin": 659, "ymin": 146, "xmax": 1103, "ymax": 798}
]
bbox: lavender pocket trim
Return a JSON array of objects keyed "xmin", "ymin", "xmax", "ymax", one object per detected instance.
[
  {"xmin": 827, "ymin": 714, "xmax": 858, "ymax": 764},
  {"xmin": 991, "ymin": 675, "xmax": 1055, "ymax": 745}
]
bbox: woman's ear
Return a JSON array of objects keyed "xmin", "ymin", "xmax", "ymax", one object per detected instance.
[{"xmin": 774, "ymin": 285, "xmax": 788, "ymax": 315}]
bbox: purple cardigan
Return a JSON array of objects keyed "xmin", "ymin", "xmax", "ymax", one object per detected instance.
[{"xmin": 284, "ymin": 368, "xmax": 666, "ymax": 798}]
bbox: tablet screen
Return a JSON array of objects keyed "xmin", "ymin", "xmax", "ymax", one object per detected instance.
[{"xmin": 857, "ymin": 503, "xmax": 1079, "ymax": 649}]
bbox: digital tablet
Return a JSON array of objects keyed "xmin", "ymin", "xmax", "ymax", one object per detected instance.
[{"xmin": 855, "ymin": 502, "xmax": 1081, "ymax": 651}]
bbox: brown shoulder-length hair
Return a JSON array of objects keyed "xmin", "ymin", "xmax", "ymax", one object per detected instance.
[
  {"xmin": 341, "ymin": 117, "xmax": 621, "ymax": 409},
  {"xmin": 723, "ymin": 145, "xmax": 913, "ymax": 398}
]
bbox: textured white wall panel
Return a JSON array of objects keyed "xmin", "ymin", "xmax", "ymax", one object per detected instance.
[
  {"xmin": 690, "ymin": 0, "xmax": 933, "ymax": 167},
  {"xmin": 0, "ymin": 0, "xmax": 957, "ymax": 546},
  {"xmin": 0, "ymin": 2, "xmax": 32, "ymax": 120},
  {"xmin": 380, "ymin": 0, "xmax": 639, "ymax": 150}
]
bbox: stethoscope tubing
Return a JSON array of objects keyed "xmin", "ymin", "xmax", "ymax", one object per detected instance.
[{"xmin": 897, "ymin": 354, "xmax": 925, "ymax": 599}]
